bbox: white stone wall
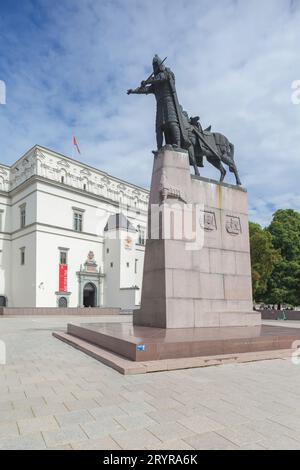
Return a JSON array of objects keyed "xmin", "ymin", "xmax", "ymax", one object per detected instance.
[{"xmin": 11, "ymin": 232, "xmax": 36, "ymax": 307}]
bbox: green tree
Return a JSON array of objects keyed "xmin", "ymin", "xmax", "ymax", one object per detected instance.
[
  {"xmin": 265, "ymin": 260, "xmax": 300, "ymax": 307},
  {"xmin": 265, "ymin": 209, "xmax": 300, "ymax": 308},
  {"xmin": 249, "ymin": 222, "xmax": 281, "ymax": 302},
  {"xmin": 268, "ymin": 209, "xmax": 300, "ymax": 261}
]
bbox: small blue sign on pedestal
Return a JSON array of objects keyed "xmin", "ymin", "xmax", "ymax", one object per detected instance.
[{"xmin": 136, "ymin": 345, "xmax": 145, "ymax": 351}]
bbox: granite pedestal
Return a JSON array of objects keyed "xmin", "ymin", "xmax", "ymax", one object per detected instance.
[{"xmin": 134, "ymin": 147, "xmax": 260, "ymax": 328}]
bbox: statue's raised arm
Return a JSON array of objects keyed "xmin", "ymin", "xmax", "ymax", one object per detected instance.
[{"xmin": 127, "ymin": 85, "xmax": 152, "ymax": 95}]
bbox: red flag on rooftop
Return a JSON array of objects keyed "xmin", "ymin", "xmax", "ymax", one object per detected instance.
[{"xmin": 73, "ymin": 136, "xmax": 81, "ymax": 154}]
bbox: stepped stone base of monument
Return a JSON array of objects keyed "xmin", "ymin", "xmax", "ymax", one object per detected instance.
[
  {"xmin": 53, "ymin": 322, "xmax": 300, "ymax": 374},
  {"xmin": 54, "ymin": 148, "xmax": 272, "ymax": 374}
]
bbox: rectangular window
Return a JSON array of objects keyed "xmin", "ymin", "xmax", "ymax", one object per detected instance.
[
  {"xmin": 20, "ymin": 247, "xmax": 25, "ymax": 265},
  {"xmin": 138, "ymin": 227, "xmax": 145, "ymax": 245},
  {"xmin": 0, "ymin": 210, "xmax": 3, "ymax": 232},
  {"xmin": 135, "ymin": 259, "xmax": 138, "ymax": 274},
  {"xmin": 60, "ymin": 250, "xmax": 68, "ymax": 265},
  {"xmin": 73, "ymin": 212, "xmax": 83, "ymax": 232},
  {"xmin": 20, "ymin": 205, "xmax": 26, "ymax": 228}
]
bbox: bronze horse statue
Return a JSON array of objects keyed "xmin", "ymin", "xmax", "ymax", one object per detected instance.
[{"xmin": 185, "ymin": 115, "xmax": 242, "ymax": 186}]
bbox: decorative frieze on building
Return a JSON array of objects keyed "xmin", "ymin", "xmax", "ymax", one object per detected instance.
[
  {"xmin": 0, "ymin": 167, "xmax": 9, "ymax": 192},
  {"xmin": 2, "ymin": 145, "xmax": 149, "ymax": 211}
]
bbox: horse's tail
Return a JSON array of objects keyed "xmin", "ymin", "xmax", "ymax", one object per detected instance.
[
  {"xmin": 226, "ymin": 143, "xmax": 235, "ymax": 173},
  {"xmin": 229, "ymin": 142, "xmax": 235, "ymax": 160}
]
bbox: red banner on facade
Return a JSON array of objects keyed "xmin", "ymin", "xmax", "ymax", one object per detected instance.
[{"xmin": 59, "ymin": 264, "xmax": 68, "ymax": 292}]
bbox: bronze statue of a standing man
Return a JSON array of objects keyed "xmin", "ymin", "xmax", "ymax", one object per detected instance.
[{"xmin": 127, "ymin": 55, "xmax": 189, "ymax": 152}]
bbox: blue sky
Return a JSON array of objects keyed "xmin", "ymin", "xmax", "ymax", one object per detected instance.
[{"xmin": 0, "ymin": 0, "xmax": 300, "ymax": 226}]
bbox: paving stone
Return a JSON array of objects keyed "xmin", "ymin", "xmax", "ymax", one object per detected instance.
[
  {"xmin": 146, "ymin": 439, "xmax": 194, "ymax": 450},
  {"xmin": 245, "ymin": 418, "xmax": 297, "ymax": 439},
  {"xmin": 120, "ymin": 390, "xmax": 154, "ymax": 402},
  {"xmin": 204, "ymin": 409, "xmax": 250, "ymax": 427},
  {"xmin": 0, "ymin": 391, "xmax": 26, "ymax": 403},
  {"xmin": 0, "ymin": 432, "xmax": 47, "ymax": 450},
  {"xmin": 269, "ymin": 413, "xmax": 300, "ymax": 432},
  {"xmin": 258, "ymin": 435, "xmax": 300, "ymax": 450},
  {"xmin": 72, "ymin": 436, "xmax": 121, "ymax": 450},
  {"xmin": 0, "ymin": 408, "xmax": 34, "ymax": 424},
  {"xmin": 64, "ymin": 398, "xmax": 100, "ymax": 411},
  {"xmin": 178, "ymin": 415, "xmax": 225, "ymax": 435},
  {"xmin": 215, "ymin": 424, "xmax": 265, "ymax": 446},
  {"xmin": 18, "ymin": 415, "xmax": 60, "ymax": 435},
  {"xmin": 47, "ymin": 444, "xmax": 73, "ymax": 450},
  {"xmin": 42, "ymin": 424, "xmax": 88, "ymax": 447},
  {"xmin": 32, "ymin": 403, "xmax": 69, "ymax": 417},
  {"xmin": 55, "ymin": 409, "xmax": 95, "ymax": 427},
  {"xmin": 119, "ymin": 401, "xmax": 156, "ymax": 415},
  {"xmin": 239, "ymin": 443, "xmax": 267, "ymax": 450},
  {"xmin": 70, "ymin": 391, "xmax": 104, "ymax": 402},
  {"xmin": 184, "ymin": 431, "xmax": 239, "ymax": 450},
  {"xmin": 81, "ymin": 417, "xmax": 124, "ymax": 439},
  {"xmin": 147, "ymin": 421, "xmax": 195, "ymax": 442},
  {"xmin": 147, "ymin": 408, "xmax": 186, "ymax": 424},
  {"xmin": 0, "ymin": 421, "xmax": 19, "ymax": 439},
  {"xmin": 146, "ymin": 397, "xmax": 182, "ymax": 410},
  {"xmin": 0, "ymin": 401, "xmax": 14, "ymax": 412},
  {"xmin": 95, "ymin": 395, "xmax": 128, "ymax": 407},
  {"xmin": 111, "ymin": 428, "xmax": 162, "ymax": 450},
  {"xmin": 89, "ymin": 405, "xmax": 128, "ymax": 420},
  {"xmin": 12, "ymin": 396, "xmax": 46, "ymax": 410},
  {"xmin": 115, "ymin": 413, "xmax": 157, "ymax": 431}
]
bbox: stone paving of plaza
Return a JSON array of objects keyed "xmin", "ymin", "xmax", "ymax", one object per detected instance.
[{"xmin": 1, "ymin": 315, "xmax": 300, "ymax": 450}]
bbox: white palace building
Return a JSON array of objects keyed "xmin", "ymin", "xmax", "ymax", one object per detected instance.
[{"xmin": 0, "ymin": 145, "xmax": 149, "ymax": 309}]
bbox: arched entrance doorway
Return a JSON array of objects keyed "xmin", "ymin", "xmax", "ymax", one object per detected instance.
[
  {"xmin": 0, "ymin": 296, "xmax": 7, "ymax": 307},
  {"xmin": 58, "ymin": 297, "xmax": 68, "ymax": 308},
  {"xmin": 83, "ymin": 283, "xmax": 97, "ymax": 307}
]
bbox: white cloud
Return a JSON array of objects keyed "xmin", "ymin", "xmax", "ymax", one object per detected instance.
[{"xmin": 0, "ymin": 0, "xmax": 299, "ymax": 225}]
